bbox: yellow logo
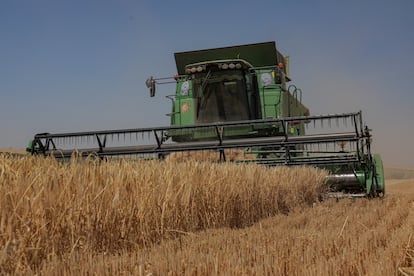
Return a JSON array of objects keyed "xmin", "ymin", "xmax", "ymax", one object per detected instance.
[{"xmin": 180, "ymin": 102, "xmax": 190, "ymax": 113}]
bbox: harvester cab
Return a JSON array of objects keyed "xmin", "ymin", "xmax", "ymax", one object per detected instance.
[
  {"xmin": 28, "ymin": 41, "xmax": 384, "ymax": 198},
  {"xmin": 147, "ymin": 42, "xmax": 309, "ymax": 143}
]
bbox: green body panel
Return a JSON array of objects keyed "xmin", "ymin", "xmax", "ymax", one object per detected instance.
[
  {"xmin": 171, "ymin": 80, "xmax": 194, "ymax": 126},
  {"xmin": 176, "ymin": 98, "xmax": 194, "ymax": 125},
  {"xmin": 256, "ymin": 69, "xmax": 283, "ymax": 119},
  {"xmin": 356, "ymin": 172, "xmax": 366, "ymax": 185},
  {"xmin": 366, "ymin": 170, "xmax": 374, "ymax": 194},
  {"xmin": 374, "ymin": 154, "xmax": 385, "ymax": 194}
]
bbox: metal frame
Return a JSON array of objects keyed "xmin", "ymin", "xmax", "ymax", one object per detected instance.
[{"xmin": 31, "ymin": 112, "xmax": 368, "ymax": 163}]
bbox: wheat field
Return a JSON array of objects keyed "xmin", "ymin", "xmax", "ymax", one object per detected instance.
[{"xmin": 1, "ymin": 154, "xmax": 413, "ymax": 275}]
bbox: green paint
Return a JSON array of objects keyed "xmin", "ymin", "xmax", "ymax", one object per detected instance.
[{"xmin": 374, "ymin": 154, "xmax": 385, "ymax": 194}]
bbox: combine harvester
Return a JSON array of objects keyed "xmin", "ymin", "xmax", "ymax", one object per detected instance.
[{"xmin": 27, "ymin": 42, "xmax": 384, "ymax": 198}]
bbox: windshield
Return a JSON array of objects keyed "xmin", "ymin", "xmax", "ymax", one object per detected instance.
[{"xmin": 194, "ymin": 70, "xmax": 251, "ymax": 124}]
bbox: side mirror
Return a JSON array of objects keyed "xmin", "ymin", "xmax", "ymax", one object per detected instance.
[{"xmin": 145, "ymin": 77, "xmax": 156, "ymax": 97}]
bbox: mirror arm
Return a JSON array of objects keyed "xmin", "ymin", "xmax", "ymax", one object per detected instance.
[{"xmin": 145, "ymin": 75, "xmax": 186, "ymax": 97}]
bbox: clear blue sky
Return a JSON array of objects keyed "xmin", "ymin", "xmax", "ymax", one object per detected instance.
[{"xmin": 1, "ymin": 0, "xmax": 413, "ymax": 167}]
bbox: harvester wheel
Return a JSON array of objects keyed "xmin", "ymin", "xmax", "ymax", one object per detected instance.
[{"xmin": 373, "ymin": 154, "xmax": 385, "ymax": 197}]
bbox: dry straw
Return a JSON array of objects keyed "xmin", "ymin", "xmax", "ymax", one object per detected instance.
[{"xmin": 0, "ymin": 154, "xmax": 326, "ymax": 273}]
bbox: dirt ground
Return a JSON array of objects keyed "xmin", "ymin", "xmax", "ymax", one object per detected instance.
[{"xmin": 386, "ymin": 178, "xmax": 414, "ymax": 195}]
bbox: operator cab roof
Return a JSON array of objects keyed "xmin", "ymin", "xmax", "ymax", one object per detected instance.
[{"xmin": 174, "ymin": 41, "xmax": 287, "ymax": 75}]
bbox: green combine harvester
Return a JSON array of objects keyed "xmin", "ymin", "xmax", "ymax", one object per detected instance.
[{"xmin": 27, "ymin": 41, "xmax": 384, "ymax": 198}]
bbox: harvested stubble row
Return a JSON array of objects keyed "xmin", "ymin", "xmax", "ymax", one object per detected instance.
[{"xmin": 0, "ymin": 155, "xmax": 326, "ymax": 273}]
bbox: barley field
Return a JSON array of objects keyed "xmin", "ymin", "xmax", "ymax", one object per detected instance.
[{"xmin": 1, "ymin": 154, "xmax": 413, "ymax": 275}]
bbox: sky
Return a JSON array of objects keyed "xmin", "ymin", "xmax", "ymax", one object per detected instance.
[{"xmin": 1, "ymin": 0, "xmax": 413, "ymax": 167}]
